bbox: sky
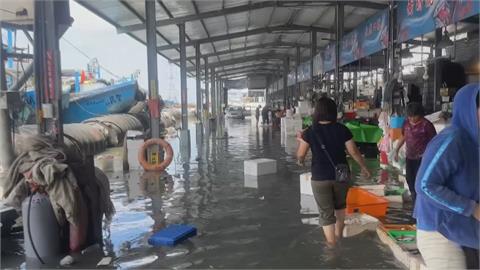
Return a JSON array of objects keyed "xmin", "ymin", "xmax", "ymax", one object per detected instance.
[{"xmin": 59, "ymin": 0, "xmax": 198, "ymax": 103}]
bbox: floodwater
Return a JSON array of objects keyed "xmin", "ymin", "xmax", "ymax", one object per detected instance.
[{"xmin": 1, "ymin": 117, "xmax": 406, "ymax": 269}]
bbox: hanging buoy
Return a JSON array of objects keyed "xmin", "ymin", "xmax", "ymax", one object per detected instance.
[{"xmin": 138, "ymin": 138, "xmax": 173, "ymax": 172}]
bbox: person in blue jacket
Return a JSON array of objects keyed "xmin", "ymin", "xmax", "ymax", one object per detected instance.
[{"xmin": 414, "ymin": 83, "xmax": 480, "ymax": 269}]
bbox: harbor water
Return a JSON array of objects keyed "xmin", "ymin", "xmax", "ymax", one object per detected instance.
[{"xmin": 1, "ymin": 117, "xmax": 406, "ymax": 269}]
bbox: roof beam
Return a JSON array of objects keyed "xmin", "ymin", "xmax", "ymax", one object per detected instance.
[
  {"xmin": 214, "ymin": 63, "xmax": 281, "ymax": 74},
  {"xmin": 195, "ymin": 59, "xmax": 284, "ymax": 75},
  {"xmin": 221, "ymin": 72, "xmax": 273, "ymax": 80},
  {"xmin": 188, "ymin": 53, "xmax": 288, "ymax": 72},
  {"xmin": 118, "ymin": 1, "xmax": 278, "ymax": 33},
  {"xmin": 117, "ymin": 1, "xmax": 387, "ymax": 34},
  {"xmin": 158, "ymin": 25, "xmax": 334, "ymax": 51},
  {"xmin": 218, "ymin": 69, "xmax": 279, "ymax": 78},
  {"xmin": 170, "ymin": 42, "xmax": 309, "ymax": 63},
  {"xmin": 336, "ymin": 1, "xmax": 388, "ymax": 10}
]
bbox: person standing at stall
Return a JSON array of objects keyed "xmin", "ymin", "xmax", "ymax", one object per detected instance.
[
  {"xmin": 415, "ymin": 84, "xmax": 479, "ymax": 270},
  {"xmin": 394, "ymin": 102, "xmax": 436, "ymax": 204},
  {"xmin": 255, "ymin": 105, "xmax": 261, "ymax": 126}
]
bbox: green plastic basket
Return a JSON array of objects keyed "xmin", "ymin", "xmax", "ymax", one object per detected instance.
[
  {"xmin": 345, "ymin": 121, "xmax": 383, "ymax": 144},
  {"xmin": 387, "ymin": 230, "xmax": 416, "ymax": 244}
]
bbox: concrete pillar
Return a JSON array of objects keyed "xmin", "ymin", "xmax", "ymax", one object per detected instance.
[
  {"xmin": 145, "ymin": 0, "xmax": 160, "ymax": 139},
  {"xmin": 195, "ymin": 43, "xmax": 202, "ymax": 123}
]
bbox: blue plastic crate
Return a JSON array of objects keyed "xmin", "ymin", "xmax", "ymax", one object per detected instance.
[
  {"xmin": 390, "ymin": 116, "xmax": 405, "ymax": 129},
  {"xmin": 148, "ymin": 224, "xmax": 197, "ymax": 247}
]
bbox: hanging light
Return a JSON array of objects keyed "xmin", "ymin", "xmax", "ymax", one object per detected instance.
[{"xmin": 437, "ymin": 27, "xmax": 454, "ymax": 49}]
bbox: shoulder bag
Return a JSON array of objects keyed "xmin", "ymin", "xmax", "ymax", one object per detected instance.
[{"xmin": 313, "ymin": 129, "xmax": 351, "ymax": 183}]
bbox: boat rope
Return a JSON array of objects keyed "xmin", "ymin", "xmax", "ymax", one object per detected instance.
[
  {"xmin": 60, "ymin": 37, "xmax": 121, "ymax": 79},
  {"xmin": 70, "ymin": 99, "xmax": 105, "ymax": 118}
]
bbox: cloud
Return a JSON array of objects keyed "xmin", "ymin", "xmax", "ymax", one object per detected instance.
[{"xmin": 60, "ymin": 0, "xmax": 198, "ymax": 103}]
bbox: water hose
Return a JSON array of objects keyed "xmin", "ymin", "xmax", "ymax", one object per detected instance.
[{"xmin": 27, "ymin": 192, "xmax": 45, "ymax": 264}]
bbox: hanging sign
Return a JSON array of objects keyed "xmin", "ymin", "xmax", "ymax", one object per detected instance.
[
  {"xmin": 397, "ymin": 0, "xmax": 480, "ymax": 43},
  {"xmin": 340, "ymin": 9, "xmax": 389, "ymax": 66},
  {"xmin": 322, "ymin": 44, "xmax": 336, "ymax": 72}
]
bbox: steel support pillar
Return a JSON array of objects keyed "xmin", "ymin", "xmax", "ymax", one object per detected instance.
[
  {"xmin": 433, "ymin": 28, "xmax": 442, "ymax": 112},
  {"xmin": 353, "ymin": 64, "xmax": 358, "ymax": 104},
  {"xmin": 146, "ymin": 0, "xmax": 160, "ymax": 140},
  {"xmin": 0, "ymin": 28, "xmax": 14, "ymax": 174},
  {"xmin": 211, "ymin": 68, "xmax": 216, "ymax": 117},
  {"xmin": 33, "ymin": 0, "xmax": 67, "ymax": 143},
  {"xmin": 195, "ymin": 43, "xmax": 202, "ymax": 123},
  {"xmin": 335, "ymin": 3, "xmax": 344, "ymax": 97},
  {"xmin": 283, "ymin": 57, "xmax": 289, "ymax": 108},
  {"xmin": 204, "ymin": 57, "xmax": 209, "ymax": 116},
  {"xmin": 388, "ymin": 0, "xmax": 396, "ymax": 81},
  {"xmin": 310, "ymin": 31, "xmax": 316, "ymax": 87},
  {"xmin": 179, "ymin": 23, "xmax": 191, "ymax": 159},
  {"xmin": 179, "ymin": 23, "xmax": 188, "ymax": 130},
  {"xmin": 296, "ymin": 47, "xmax": 300, "ymax": 93}
]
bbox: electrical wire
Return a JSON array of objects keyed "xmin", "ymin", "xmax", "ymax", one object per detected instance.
[
  {"xmin": 60, "ymin": 37, "xmax": 121, "ymax": 79},
  {"xmin": 27, "ymin": 192, "xmax": 45, "ymax": 264}
]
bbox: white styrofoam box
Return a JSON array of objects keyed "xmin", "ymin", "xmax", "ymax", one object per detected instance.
[
  {"xmin": 386, "ymin": 195, "xmax": 403, "ymax": 203},
  {"xmin": 300, "ymin": 194, "xmax": 318, "ymax": 214},
  {"xmin": 300, "ymin": 172, "xmax": 313, "ymax": 195},
  {"xmin": 281, "ymin": 117, "xmax": 303, "ymax": 137},
  {"xmin": 244, "ymin": 175, "xmax": 258, "ymax": 189},
  {"xmin": 94, "ymin": 154, "xmax": 123, "ymax": 172},
  {"xmin": 343, "ymin": 213, "xmax": 379, "ymax": 237},
  {"xmin": 127, "ymin": 139, "xmax": 144, "ymax": 170},
  {"xmin": 297, "ymin": 101, "xmax": 311, "ymax": 115},
  {"xmin": 284, "ymin": 135, "xmax": 297, "ymax": 154},
  {"xmin": 244, "ymin": 158, "xmax": 277, "ymax": 176},
  {"xmin": 359, "ymin": 184, "xmax": 386, "ymax": 197}
]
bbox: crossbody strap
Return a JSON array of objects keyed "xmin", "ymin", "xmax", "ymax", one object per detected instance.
[{"xmin": 312, "ymin": 128, "xmax": 337, "ymax": 169}]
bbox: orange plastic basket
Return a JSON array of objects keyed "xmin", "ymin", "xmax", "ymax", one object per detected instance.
[{"xmin": 347, "ymin": 187, "xmax": 389, "ymax": 217}]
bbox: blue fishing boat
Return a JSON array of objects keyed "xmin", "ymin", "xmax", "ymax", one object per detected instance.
[{"xmin": 23, "ymin": 79, "xmax": 143, "ymax": 123}]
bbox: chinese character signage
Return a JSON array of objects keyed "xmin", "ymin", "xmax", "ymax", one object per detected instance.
[
  {"xmin": 340, "ymin": 9, "xmax": 389, "ymax": 66},
  {"xmin": 398, "ymin": 0, "xmax": 479, "ymax": 43}
]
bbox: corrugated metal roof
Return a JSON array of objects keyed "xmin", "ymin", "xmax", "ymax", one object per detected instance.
[{"xmin": 76, "ymin": 0, "xmax": 389, "ymax": 78}]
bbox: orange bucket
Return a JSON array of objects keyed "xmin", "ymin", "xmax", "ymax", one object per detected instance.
[
  {"xmin": 347, "ymin": 187, "xmax": 389, "ymax": 217},
  {"xmin": 389, "ymin": 128, "xmax": 403, "ymax": 141}
]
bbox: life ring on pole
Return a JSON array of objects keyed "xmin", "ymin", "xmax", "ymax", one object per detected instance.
[{"xmin": 138, "ymin": 138, "xmax": 173, "ymax": 172}]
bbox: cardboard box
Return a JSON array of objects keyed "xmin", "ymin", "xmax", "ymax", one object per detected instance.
[{"xmin": 244, "ymin": 158, "xmax": 277, "ymax": 176}]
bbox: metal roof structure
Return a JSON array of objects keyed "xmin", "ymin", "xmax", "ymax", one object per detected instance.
[{"xmin": 76, "ymin": 0, "xmax": 389, "ymax": 79}]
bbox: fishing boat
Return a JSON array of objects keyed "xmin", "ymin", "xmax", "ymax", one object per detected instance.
[{"xmin": 23, "ymin": 79, "xmax": 143, "ymax": 123}]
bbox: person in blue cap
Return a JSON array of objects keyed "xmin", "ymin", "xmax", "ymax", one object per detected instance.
[{"xmin": 414, "ymin": 83, "xmax": 479, "ymax": 270}]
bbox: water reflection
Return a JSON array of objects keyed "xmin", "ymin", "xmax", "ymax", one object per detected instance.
[{"xmin": 2, "ymin": 118, "xmax": 402, "ymax": 269}]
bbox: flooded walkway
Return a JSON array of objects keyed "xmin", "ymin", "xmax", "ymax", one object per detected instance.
[{"xmin": 2, "ymin": 118, "xmax": 403, "ymax": 269}]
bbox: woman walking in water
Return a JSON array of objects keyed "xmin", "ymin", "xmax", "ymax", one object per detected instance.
[{"xmin": 297, "ymin": 97, "xmax": 371, "ymax": 246}]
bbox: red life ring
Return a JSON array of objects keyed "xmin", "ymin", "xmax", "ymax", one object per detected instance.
[{"xmin": 138, "ymin": 138, "xmax": 173, "ymax": 171}]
